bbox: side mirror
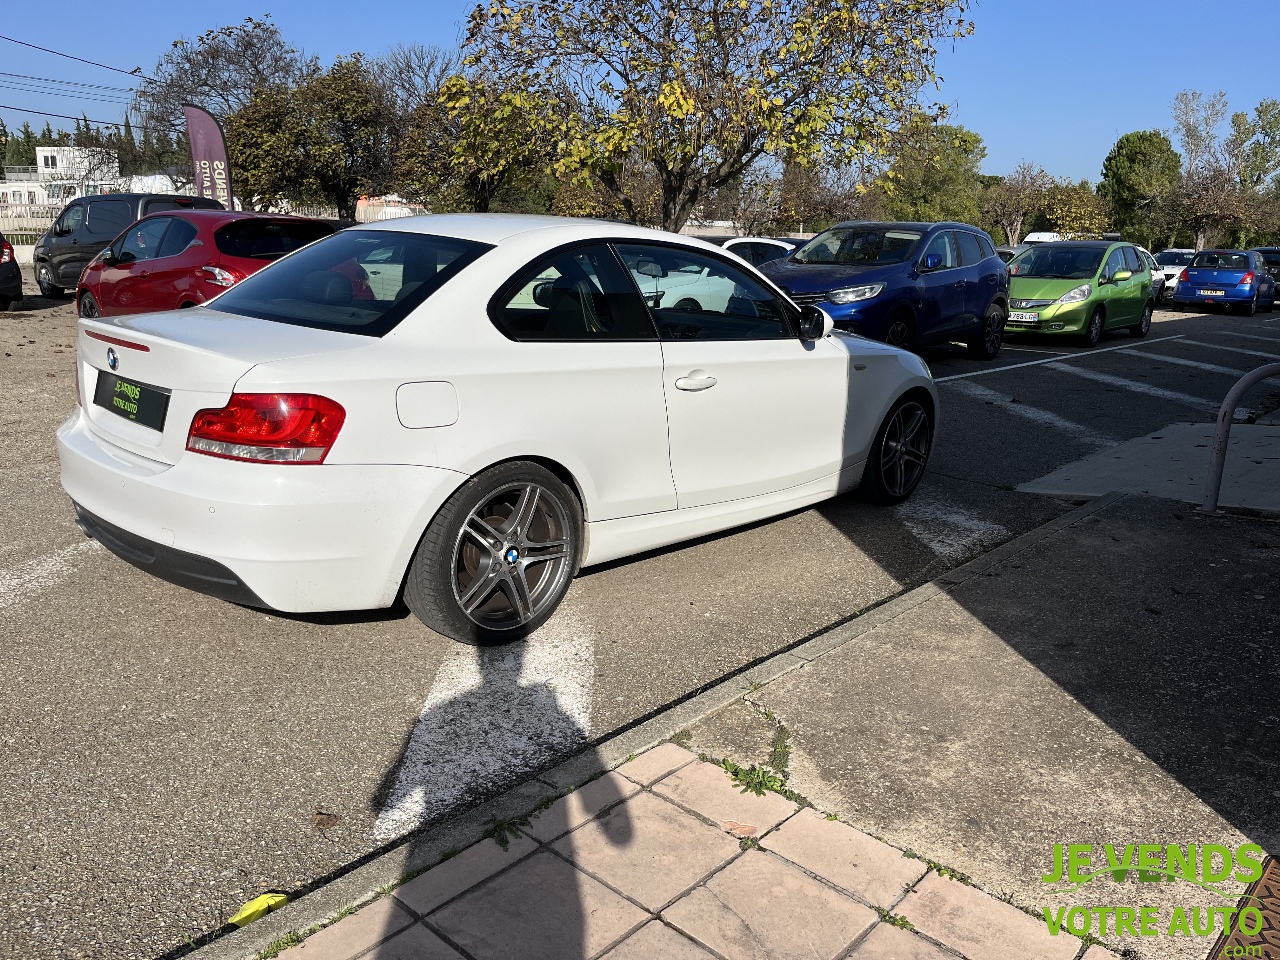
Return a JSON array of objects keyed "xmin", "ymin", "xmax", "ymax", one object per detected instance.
[
  {"xmin": 53, "ymin": 225, "xmax": 70, "ymax": 238},
  {"xmin": 99, "ymin": 249, "xmax": 117, "ymax": 267},
  {"xmin": 922, "ymin": 253, "xmax": 943, "ymax": 271},
  {"xmin": 532, "ymin": 280, "xmax": 554, "ymax": 308},
  {"xmin": 1113, "ymin": 269, "xmax": 1132, "ymax": 282},
  {"xmin": 799, "ymin": 305, "xmax": 834, "ymax": 340}
]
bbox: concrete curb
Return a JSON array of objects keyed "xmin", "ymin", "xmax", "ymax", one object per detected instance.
[{"xmin": 186, "ymin": 492, "xmax": 1127, "ymax": 960}]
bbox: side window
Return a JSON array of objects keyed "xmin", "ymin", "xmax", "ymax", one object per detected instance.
[
  {"xmin": 954, "ymin": 231, "xmax": 985, "ymax": 267},
  {"xmin": 920, "ymin": 232, "xmax": 957, "ymax": 270},
  {"xmin": 1122, "ymin": 246, "xmax": 1143, "ymax": 273},
  {"xmin": 117, "ymin": 218, "xmax": 173, "ymax": 264},
  {"xmin": 86, "ymin": 199, "xmax": 134, "ymax": 238},
  {"xmin": 615, "ymin": 243, "xmax": 794, "ymax": 341},
  {"xmin": 156, "ymin": 219, "xmax": 198, "ymax": 258},
  {"xmin": 492, "ymin": 244, "xmax": 657, "ymax": 341},
  {"xmin": 1102, "ymin": 248, "xmax": 1125, "ymax": 280},
  {"xmin": 55, "ymin": 203, "xmax": 84, "ymax": 236},
  {"xmin": 976, "ymin": 234, "xmax": 997, "ymax": 260}
]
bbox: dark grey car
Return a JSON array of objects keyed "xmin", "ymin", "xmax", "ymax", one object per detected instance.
[{"xmin": 33, "ymin": 193, "xmax": 222, "ymax": 298}]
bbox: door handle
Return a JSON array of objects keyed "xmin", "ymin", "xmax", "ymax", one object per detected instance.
[
  {"xmin": 138, "ymin": 271, "xmax": 149, "ymax": 278},
  {"xmin": 675, "ymin": 370, "xmax": 717, "ymax": 391},
  {"xmin": 70, "ymin": 239, "xmax": 78, "ymax": 245}
]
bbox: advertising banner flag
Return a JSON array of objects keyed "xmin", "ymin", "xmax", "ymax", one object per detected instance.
[{"xmin": 182, "ymin": 104, "xmax": 232, "ymax": 209}]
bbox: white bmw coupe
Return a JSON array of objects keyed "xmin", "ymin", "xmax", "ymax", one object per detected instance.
[{"xmin": 58, "ymin": 215, "xmax": 937, "ymax": 644}]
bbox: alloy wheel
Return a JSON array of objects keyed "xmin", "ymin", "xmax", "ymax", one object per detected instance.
[
  {"xmin": 1086, "ymin": 310, "xmax": 1103, "ymax": 346},
  {"xmin": 984, "ymin": 311, "xmax": 1003, "ymax": 354},
  {"xmin": 451, "ymin": 482, "xmax": 574, "ymax": 632},
  {"xmin": 79, "ymin": 294, "xmax": 99, "ymax": 319},
  {"xmin": 879, "ymin": 402, "xmax": 931, "ymax": 498},
  {"xmin": 1139, "ymin": 304, "xmax": 1151, "ymax": 334},
  {"xmin": 885, "ymin": 319, "xmax": 911, "ymax": 349}
]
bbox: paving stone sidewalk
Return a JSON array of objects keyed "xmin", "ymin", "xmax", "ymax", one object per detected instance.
[{"xmin": 273, "ymin": 742, "xmax": 1110, "ymax": 960}]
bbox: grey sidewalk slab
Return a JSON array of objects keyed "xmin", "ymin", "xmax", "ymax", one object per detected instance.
[
  {"xmin": 689, "ymin": 494, "xmax": 1279, "ymax": 959},
  {"xmin": 1018, "ymin": 422, "xmax": 1280, "ymax": 512}
]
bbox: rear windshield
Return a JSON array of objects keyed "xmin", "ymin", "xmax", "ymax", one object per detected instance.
[
  {"xmin": 209, "ymin": 230, "xmax": 492, "ymax": 336},
  {"xmin": 215, "ymin": 218, "xmax": 335, "ymax": 261},
  {"xmin": 1155, "ymin": 250, "xmax": 1194, "ymax": 267},
  {"xmin": 1190, "ymin": 252, "xmax": 1249, "ymax": 269},
  {"xmin": 792, "ymin": 227, "xmax": 921, "ymax": 265},
  {"xmin": 1009, "ymin": 246, "xmax": 1105, "ymax": 279}
]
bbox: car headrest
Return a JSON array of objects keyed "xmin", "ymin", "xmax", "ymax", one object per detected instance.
[{"xmin": 300, "ymin": 271, "xmax": 353, "ymax": 305}]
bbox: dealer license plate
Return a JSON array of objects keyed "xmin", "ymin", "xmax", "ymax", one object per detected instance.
[
  {"xmin": 1198, "ymin": 289, "xmax": 1225, "ymax": 297},
  {"xmin": 1009, "ymin": 311, "xmax": 1039, "ymax": 323},
  {"xmin": 92, "ymin": 372, "xmax": 170, "ymax": 432}
]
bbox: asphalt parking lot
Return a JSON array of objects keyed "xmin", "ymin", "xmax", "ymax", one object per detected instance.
[{"xmin": 3, "ymin": 275, "xmax": 1280, "ymax": 959}]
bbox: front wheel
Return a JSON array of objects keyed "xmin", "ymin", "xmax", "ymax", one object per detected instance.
[
  {"xmin": 858, "ymin": 396, "xmax": 934, "ymax": 504},
  {"xmin": 36, "ymin": 263, "xmax": 64, "ymax": 299},
  {"xmin": 967, "ymin": 304, "xmax": 1005, "ymax": 359},
  {"xmin": 78, "ymin": 292, "xmax": 101, "ymax": 318},
  {"xmin": 1128, "ymin": 301, "xmax": 1152, "ymax": 338},
  {"xmin": 1081, "ymin": 307, "xmax": 1104, "ymax": 348},
  {"xmin": 403, "ymin": 461, "xmax": 583, "ymax": 645},
  {"xmin": 884, "ymin": 314, "xmax": 915, "ymax": 351}
]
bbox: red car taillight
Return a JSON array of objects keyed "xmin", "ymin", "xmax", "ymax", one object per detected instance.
[
  {"xmin": 1241, "ymin": 270, "xmax": 1255, "ymax": 285},
  {"xmin": 0, "ymin": 240, "xmax": 13, "ymax": 264},
  {"xmin": 1178, "ymin": 269, "xmax": 1189, "ymax": 283},
  {"xmin": 201, "ymin": 265, "xmax": 246, "ymax": 288},
  {"xmin": 187, "ymin": 394, "xmax": 346, "ymax": 464}
]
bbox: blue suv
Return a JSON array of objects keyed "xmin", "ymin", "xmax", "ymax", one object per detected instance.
[{"xmin": 759, "ymin": 221, "xmax": 1010, "ymax": 359}]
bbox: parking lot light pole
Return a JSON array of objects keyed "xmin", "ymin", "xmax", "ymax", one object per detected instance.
[{"xmin": 1197, "ymin": 362, "xmax": 1280, "ymax": 515}]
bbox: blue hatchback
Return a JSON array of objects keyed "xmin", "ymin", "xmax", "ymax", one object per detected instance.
[
  {"xmin": 759, "ymin": 221, "xmax": 1010, "ymax": 358},
  {"xmin": 1171, "ymin": 249, "xmax": 1276, "ymax": 315}
]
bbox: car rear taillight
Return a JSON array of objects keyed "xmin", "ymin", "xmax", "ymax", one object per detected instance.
[
  {"xmin": 201, "ymin": 265, "xmax": 246, "ymax": 288},
  {"xmin": 1178, "ymin": 269, "xmax": 1189, "ymax": 283},
  {"xmin": 1241, "ymin": 271, "xmax": 1254, "ymax": 285},
  {"xmin": 187, "ymin": 394, "xmax": 346, "ymax": 464},
  {"xmin": 0, "ymin": 240, "xmax": 12, "ymax": 264}
]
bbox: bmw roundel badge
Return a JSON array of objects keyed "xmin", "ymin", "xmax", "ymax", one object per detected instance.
[
  {"xmin": 106, "ymin": 347, "xmax": 118, "ymax": 371},
  {"xmin": 505, "ymin": 548, "xmax": 520, "ymax": 564}
]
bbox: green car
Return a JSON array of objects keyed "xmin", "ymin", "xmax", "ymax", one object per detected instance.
[{"xmin": 1006, "ymin": 241, "xmax": 1155, "ymax": 346}]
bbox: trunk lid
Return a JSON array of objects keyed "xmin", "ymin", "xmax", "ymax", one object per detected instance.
[
  {"xmin": 78, "ymin": 307, "xmax": 367, "ymax": 465},
  {"xmin": 1183, "ymin": 266, "xmax": 1248, "ymax": 289}
]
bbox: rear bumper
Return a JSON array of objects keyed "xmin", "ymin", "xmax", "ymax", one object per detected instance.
[
  {"xmin": 1171, "ymin": 285, "xmax": 1254, "ymax": 305},
  {"xmin": 0, "ymin": 261, "xmax": 21, "ymax": 298},
  {"xmin": 57, "ymin": 408, "xmax": 467, "ymax": 612}
]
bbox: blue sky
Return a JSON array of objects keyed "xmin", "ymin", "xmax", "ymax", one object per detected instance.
[{"xmin": 1, "ymin": 0, "xmax": 1274, "ymax": 181}]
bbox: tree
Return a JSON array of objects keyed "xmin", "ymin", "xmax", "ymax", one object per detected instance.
[
  {"xmin": 132, "ymin": 16, "xmax": 316, "ymax": 129},
  {"xmin": 454, "ymin": 0, "xmax": 973, "ymax": 232},
  {"xmin": 1043, "ymin": 180, "xmax": 1111, "ymax": 238},
  {"xmin": 5, "ymin": 123, "xmax": 36, "ymax": 166},
  {"xmin": 374, "ymin": 44, "xmax": 458, "ymax": 120},
  {"xmin": 980, "ymin": 162, "xmax": 1052, "ymax": 245},
  {"xmin": 227, "ymin": 55, "xmax": 397, "ymax": 218},
  {"xmin": 882, "ymin": 121, "xmax": 986, "ymax": 226},
  {"xmin": 1097, "ymin": 131, "xmax": 1181, "ymax": 246}
]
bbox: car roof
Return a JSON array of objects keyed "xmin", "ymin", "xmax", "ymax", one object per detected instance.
[
  {"xmin": 137, "ymin": 209, "xmax": 327, "ymax": 224},
  {"xmin": 1023, "ymin": 240, "xmax": 1114, "ymax": 249},
  {"xmin": 1197, "ymin": 248, "xmax": 1249, "ymax": 255},
  {"xmin": 829, "ymin": 220, "xmax": 982, "ymax": 233},
  {"xmin": 352, "ymin": 213, "xmax": 714, "ymax": 247}
]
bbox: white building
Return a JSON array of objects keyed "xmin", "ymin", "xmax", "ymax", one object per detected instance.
[{"xmin": 2, "ymin": 146, "xmax": 122, "ymax": 205}]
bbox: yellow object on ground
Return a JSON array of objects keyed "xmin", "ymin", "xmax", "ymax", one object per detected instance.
[{"xmin": 228, "ymin": 892, "xmax": 289, "ymax": 928}]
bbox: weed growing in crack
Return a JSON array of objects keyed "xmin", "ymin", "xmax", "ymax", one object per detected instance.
[
  {"xmin": 903, "ymin": 849, "xmax": 974, "ymax": 886},
  {"xmin": 722, "ymin": 760, "xmax": 784, "ymax": 796},
  {"xmin": 670, "ymin": 730, "xmax": 693, "ymax": 748},
  {"xmin": 874, "ymin": 907, "xmax": 914, "ymax": 930},
  {"xmin": 739, "ymin": 835, "xmax": 761, "ymax": 851},
  {"xmin": 768, "ymin": 725, "xmax": 792, "ymax": 775},
  {"xmin": 484, "ymin": 815, "xmax": 530, "ymax": 851}
]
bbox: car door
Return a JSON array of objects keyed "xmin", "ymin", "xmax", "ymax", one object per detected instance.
[
  {"xmin": 954, "ymin": 230, "xmax": 997, "ymax": 332},
  {"xmin": 1098, "ymin": 247, "xmax": 1132, "ymax": 326},
  {"xmin": 915, "ymin": 231, "xmax": 966, "ymax": 342},
  {"xmin": 486, "ymin": 242, "xmax": 676, "ymax": 519},
  {"xmin": 142, "ymin": 217, "xmax": 201, "ymax": 308},
  {"xmin": 1121, "ymin": 245, "xmax": 1149, "ymax": 316},
  {"xmin": 49, "ymin": 201, "xmax": 87, "ymax": 287},
  {"xmin": 103, "ymin": 217, "xmax": 174, "ymax": 313},
  {"xmin": 616, "ymin": 242, "xmax": 848, "ymax": 509}
]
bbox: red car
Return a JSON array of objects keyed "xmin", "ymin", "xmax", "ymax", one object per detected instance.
[{"xmin": 76, "ymin": 210, "xmax": 336, "ymax": 318}]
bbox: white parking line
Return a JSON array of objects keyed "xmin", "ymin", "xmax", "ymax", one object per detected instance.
[
  {"xmin": 1221, "ymin": 332, "xmax": 1280, "ymax": 345},
  {"xmin": 1115, "ymin": 349, "xmax": 1248, "ymax": 376},
  {"xmin": 1042, "ymin": 363, "xmax": 1223, "ymax": 413},
  {"xmin": 947, "ymin": 380, "xmax": 1115, "ymax": 448},
  {"xmin": 0, "ymin": 541, "xmax": 102, "ymax": 610},
  {"xmin": 895, "ymin": 492, "xmax": 1011, "ymax": 564},
  {"xmin": 999, "ymin": 346, "xmax": 1073, "ymax": 355},
  {"xmin": 934, "ymin": 335, "xmax": 1184, "ymax": 382},
  {"xmin": 373, "ymin": 605, "xmax": 596, "ymax": 843},
  {"xmin": 1177, "ymin": 339, "xmax": 1280, "ymax": 361}
]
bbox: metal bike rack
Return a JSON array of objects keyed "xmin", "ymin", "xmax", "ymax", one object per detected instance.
[{"xmin": 1197, "ymin": 362, "xmax": 1280, "ymax": 515}]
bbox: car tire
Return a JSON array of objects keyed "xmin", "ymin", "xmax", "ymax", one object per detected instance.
[
  {"xmin": 673, "ymin": 298, "xmax": 701, "ymax": 311},
  {"xmin": 403, "ymin": 461, "xmax": 583, "ymax": 645},
  {"xmin": 1242, "ymin": 294, "xmax": 1258, "ymax": 316},
  {"xmin": 884, "ymin": 312, "xmax": 916, "ymax": 352},
  {"xmin": 36, "ymin": 262, "xmax": 64, "ymax": 299},
  {"xmin": 857, "ymin": 394, "xmax": 933, "ymax": 505},
  {"xmin": 1128, "ymin": 301, "xmax": 1152, "ymax": 338},
  {"xmin": 78, "ymin": 292, "xmax": 101, "ymax": 319},
  {"xmin": 967, "ymin": 303, "xmax": 1005, "ymax": 360},
  {"xmin": 1082, "ymin": 307, "xmax": 1105, "ymax": 348}
]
